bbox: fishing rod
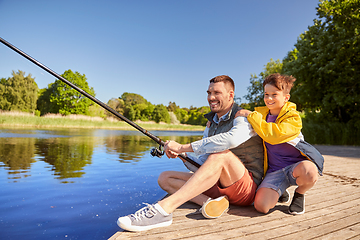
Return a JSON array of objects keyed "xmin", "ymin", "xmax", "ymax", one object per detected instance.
[{"xmin": 0, "ymin": 37, "xmax": 201, "ymax": 168}]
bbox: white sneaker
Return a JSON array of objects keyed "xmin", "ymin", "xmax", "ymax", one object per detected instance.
[{"xmin": 117, "ymin": 203, "xmax": 172, "ymax": 232}]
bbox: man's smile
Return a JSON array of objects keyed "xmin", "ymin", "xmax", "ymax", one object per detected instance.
[{"xmin": 210, "ymin": 101, "xmax": 220, "ymax": 107}]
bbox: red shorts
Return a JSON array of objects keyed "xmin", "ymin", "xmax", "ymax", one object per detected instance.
[{"xmin": 203, "ymin": 169, "xmax": 257, "ymax": 206}]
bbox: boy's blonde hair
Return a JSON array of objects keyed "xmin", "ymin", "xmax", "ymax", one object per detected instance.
[{"xmin": 263, "ymin": 73, "xmax": 296, "ymax": 94}]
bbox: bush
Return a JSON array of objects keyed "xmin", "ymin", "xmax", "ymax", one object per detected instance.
[{"xmin": 302, "ymin": 113, "xmax": 360, "ymax": 145}]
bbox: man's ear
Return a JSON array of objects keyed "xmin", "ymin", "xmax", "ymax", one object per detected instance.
[{"xmin": 229, "ymin": 90, "xmax": 235, "ymax": 101}]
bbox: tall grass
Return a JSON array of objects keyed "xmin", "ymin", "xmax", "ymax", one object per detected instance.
[
  {"xmin": 302, "ymin": 120, "xmax": 360, "ymax": 146},
  {"xmin": 0, "ymin": 111, "xmax": 205, "ymax": 131}
]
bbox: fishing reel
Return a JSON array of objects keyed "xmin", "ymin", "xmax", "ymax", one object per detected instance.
[{"xmin": 150, "ymin": 145, "xmax": 165, "ymax": 158}]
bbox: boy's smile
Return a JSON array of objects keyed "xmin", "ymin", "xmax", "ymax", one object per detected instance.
[{"xmin": 264, "ymin": 84, "xmax": 290, "ymax": 116}]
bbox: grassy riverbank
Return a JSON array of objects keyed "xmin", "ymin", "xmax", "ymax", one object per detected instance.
[{"xmin": 0, "ymin": 111, "xmax": 205, "ymax": 131}]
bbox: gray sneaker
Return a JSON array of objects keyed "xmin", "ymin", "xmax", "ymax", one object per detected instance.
[{"xmin": 117, "ymin": 203, "xmax": 173, "ymax": 232}]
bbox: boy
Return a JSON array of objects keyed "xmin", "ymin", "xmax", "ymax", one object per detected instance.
[{"xmin": 246, "ymin": 73, "xmax": 324, "ymax": 215}]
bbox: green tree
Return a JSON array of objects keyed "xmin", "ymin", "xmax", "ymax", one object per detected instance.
[
  {"xmin": 153, "ymin": 104, "xmax": 171, "ymax": 123},
  {"xmin": 244, "ymin": 59, "xmax": 283, "ymax": 110},
  {"xmin": 37, "ymin": 85, "xmax": 56, "ymax": 114},
  {"xmin": 0, "ymin": 77, "xmax": 11, "ymax": 110},
  {"xmin": 186, "ymin": 106, "xmax": 210, "ymax": 126},
  {"xmin": 282, "ymin": 0, "xmax": 360, "ymax": 123},
  {"xmin": 118, "ymin": 92, "xmax": 155, "ymax": 121},
  {"xmin": 120, "ymin": 92, "xmax": 148, "ymax": 106},
  {"xmin": 126, "ymin": 105, "xmax": 136, "ymax": 121},
  {"xmin": 106, "ymin": 98, "xmax": 125, "ymax": 116},
  {"xmin": 0, "ymin": 70, "xmax": 38, "ymax": 112},
  {"xmin": 174, "ymin": 108, "xmax": 189, "ymax": 123},
  {"xmin": 37, "ymin": 70, "xmax": 95, "ymax": 115},
  {"xmin": 167, "ymin": 101, "xmax": 179, "ymax": 112},
  {"xmin": 140, "ymin": 104, "xmax": 155, "ymax": 121}
]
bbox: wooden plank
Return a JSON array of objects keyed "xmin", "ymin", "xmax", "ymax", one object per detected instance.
[
  {"xmin": 308, "ymin": 222, "xmax": 360, "ymax": 240},
  {"xmin": 175, "ymin": 193, "xmax": 360, "ymax": 240},
  {"xmin": 115, "ymin": 184, "xmax": 360, "ymax": 239},
  {"xmin": 109, "ymin": 146, "xmax": 360, "ymax": 240},
  {"xmin": 275, "ymin": 212, "xmax": 360, "ymax": 240}
]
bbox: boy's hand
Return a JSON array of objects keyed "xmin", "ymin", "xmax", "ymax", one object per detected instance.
[{"xmin": 235, "ymin": 109, "xmax": 252, "ymax": 118}]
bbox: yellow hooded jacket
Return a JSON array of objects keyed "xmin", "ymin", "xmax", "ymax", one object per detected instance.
[{"xmin": 247, "ymin": 102, "xmax": 324, "ymax": 176}]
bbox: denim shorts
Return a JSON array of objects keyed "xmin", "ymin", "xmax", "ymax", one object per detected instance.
[{"xmin": 257, "ymin": 162, "xmax": 302, "ymax": 196}]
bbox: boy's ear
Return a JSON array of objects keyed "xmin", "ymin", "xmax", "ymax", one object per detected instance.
[{"xmin": 285, "ymin": 94, "xmax": 291, "ymax": 102}]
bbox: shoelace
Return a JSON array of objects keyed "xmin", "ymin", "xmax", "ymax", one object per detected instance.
[{"xmin": 131, "ymin": 203, "xmax": 156, "ymax": 221}]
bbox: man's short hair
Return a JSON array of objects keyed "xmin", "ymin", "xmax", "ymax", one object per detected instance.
[
  {"xmin": 209, "ymin": 75, "xmax": 235, "ymax": 91},
  {"xmin": 263, "ymin": 73, "xmax": 296, "ymax": 94}
]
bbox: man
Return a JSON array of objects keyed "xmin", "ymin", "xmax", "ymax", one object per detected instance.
[{"xmin": 117, "ymin": 75, "xmax": 264, "ymax": 232}]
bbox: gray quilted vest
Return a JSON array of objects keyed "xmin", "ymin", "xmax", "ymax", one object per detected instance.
[{"xmin": 204, "ymin": 104, "xmax": 264, "ymax": 186}]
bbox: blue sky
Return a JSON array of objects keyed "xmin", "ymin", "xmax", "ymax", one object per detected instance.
[{"xmin": 0, "ymin": 0, "xmax": 319, "ymax": 108}]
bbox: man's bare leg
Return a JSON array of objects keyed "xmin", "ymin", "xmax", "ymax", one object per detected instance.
[
  {"xmin": 157, "ymin": 150, "xmax": 246, "ymax": 214},
  {"xmin": 158, "ymin": 171, "xmax": 210, "ymax": 206}
]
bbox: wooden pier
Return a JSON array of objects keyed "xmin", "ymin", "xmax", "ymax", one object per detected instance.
[{"xmin": 109, "ymin": 145, "xmax": 360, "ymax": 240}]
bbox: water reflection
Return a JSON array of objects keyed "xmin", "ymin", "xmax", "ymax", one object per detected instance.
[
  {"xmin": 0, "ymin": 138, "xmax": 36, "ymax": 181},
  {"xmin": 104, "ymin": 134, "xmax": 202, "ymax": 164},
  {"xmin": 35, "ymin": 138, "xmax": 94, "ymax": 181},
  {"xmin": 105, "ymin": 135, "xmax": 153, "ymax": 163},
  {"xmin": 0, "ymin": 128, "xmax": 203, "ymax": 239},
  {"xmin": 0, "ymin": 129, "xmax": 202, "ymax": 183}
]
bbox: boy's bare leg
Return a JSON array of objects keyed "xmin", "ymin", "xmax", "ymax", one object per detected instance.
[
  {"xmin": 157, "ymin": 150, "xmax": 246, "ymax": 214},
  {"xmin": 254, "ymin": 188, "xmax": 279, "ymax": 214},
  {"xmin": 293, "ymin": 160, "xmax": 318, "ymax": 194},
  {"xmin": 254, "ymin": 160, "xmax": 318, "ymax": 214}
]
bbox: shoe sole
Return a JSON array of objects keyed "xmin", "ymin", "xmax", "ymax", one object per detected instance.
[
  {"xmin": 117, "ymin": 218, "xmax": 172, "ymax": 232},
  {"xmin": 202, "ymin": 196, "xmax": 229, "ymax": 219},
  {"xmin": 288, "ymin": 208, "xmax": 305, "ymax": 215}
]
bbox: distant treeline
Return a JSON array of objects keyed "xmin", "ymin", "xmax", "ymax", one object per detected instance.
[
  {"xmin": 0, "ymin": 70, "xmax": 209, "ymax": 126},
  {"xmin": 1, "ymin": 0, "xmax": 359, "ymax": 144}
]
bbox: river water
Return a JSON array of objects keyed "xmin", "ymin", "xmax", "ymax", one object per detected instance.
[{"xmin": 0, "ymin": 128, "xmax": 203, "ymax": 239}]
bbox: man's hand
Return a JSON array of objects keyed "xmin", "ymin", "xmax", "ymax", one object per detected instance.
[
  {"xmin": 164, "ymin": 140, "xmax": 193, "ymax": 159},
  {"xmin": 164, "ymin": 140, "xmax": 182, "ymax": 158},
  {"xmin": 235, "ymin": 109, "xmax": 252, "ymax": 118}
]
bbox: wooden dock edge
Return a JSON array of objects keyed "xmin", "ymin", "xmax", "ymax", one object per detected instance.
[{"xmin": 109, "ymin": 145, "xmax": 360, "ymax": 240}]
